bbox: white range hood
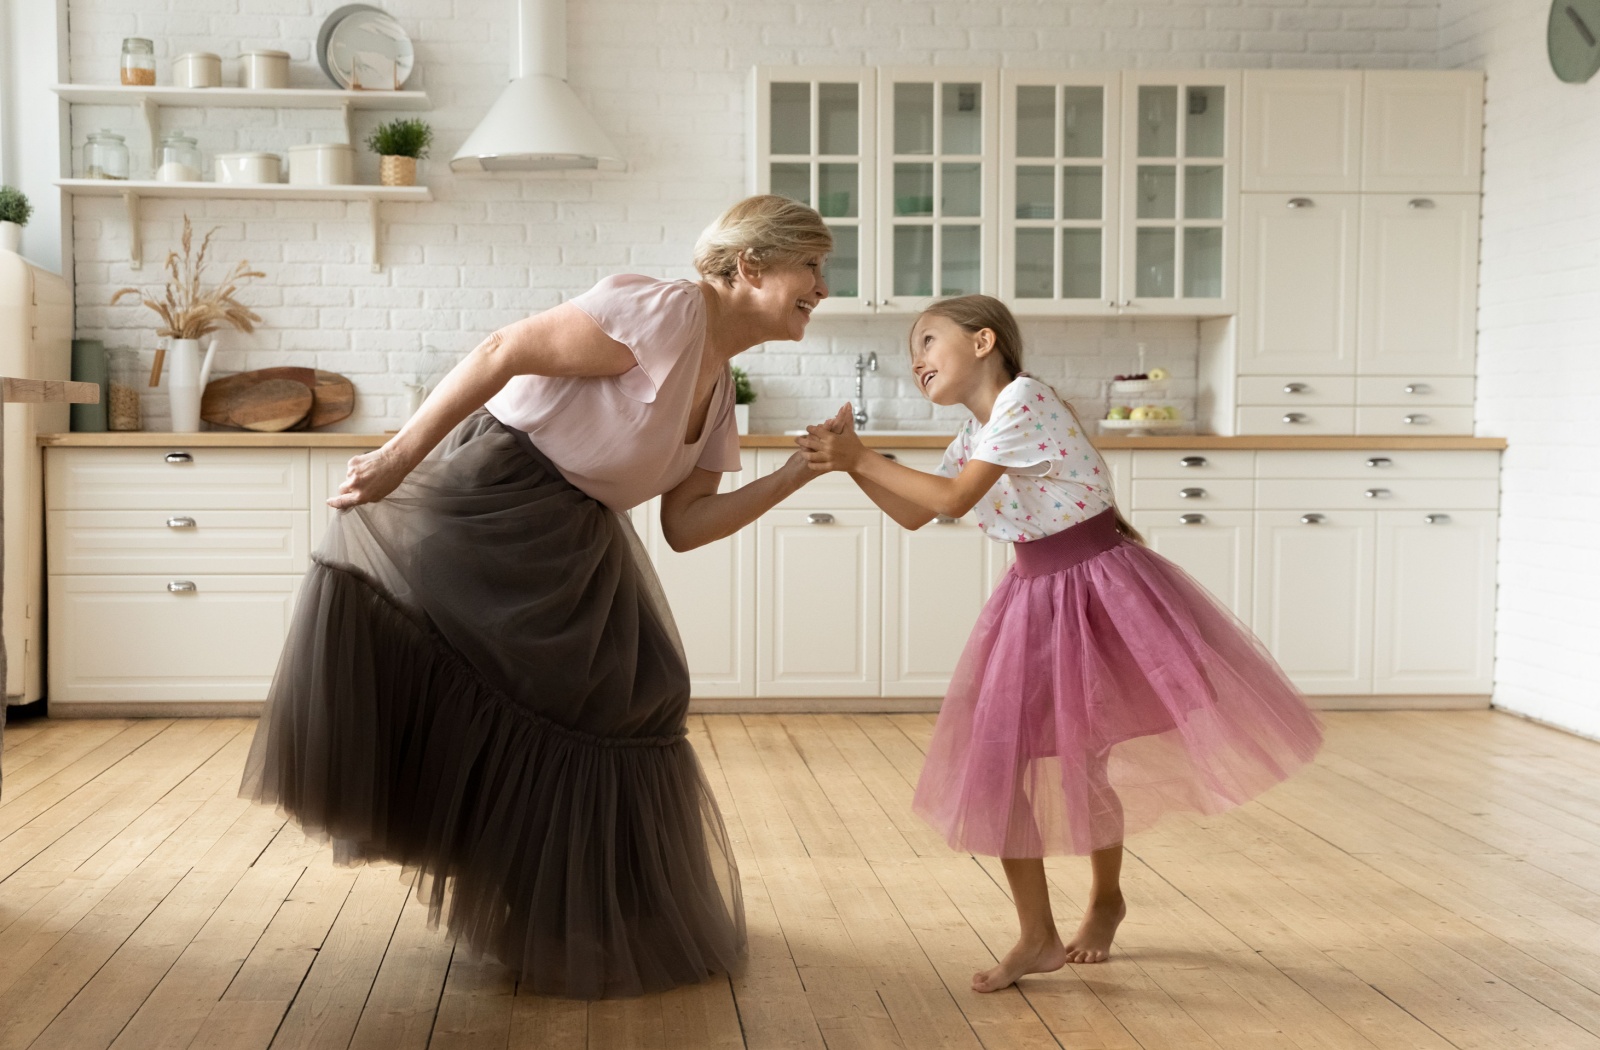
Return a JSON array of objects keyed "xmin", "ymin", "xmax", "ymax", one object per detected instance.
[{"xmin": 450, "ymin": 0, "xmax": 625, "ymax": 173}]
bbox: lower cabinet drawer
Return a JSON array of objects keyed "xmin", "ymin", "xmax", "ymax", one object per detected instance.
[
  {"xmin": 47, "ymin": 510, "xmax": 310, "ymax": 575},
  {"xmin": 1131, "ymin": 478, "xmax": 1254, "ymax": 511},
  {"xmin": 1238, "ymin": 375, "xmax": 1356, "ymax": 406},
  {"xmin": 1355, "ymin": 376, "xmax": 1475, "ymax": 405},
  {"xmin": 1237, "ymin": 405, "xmax": 1355, "ymax": 435},
  {"xmin": 1256, "ymin": 478, "xmax": 1500, "ymax": 511},
  {"xmin": 1354, "ymin": 405, "xmax": 1475, "ymax": 435},
  {"xmin": 48, "ymin": 574, "xmax": 302, "ymax": 703}
]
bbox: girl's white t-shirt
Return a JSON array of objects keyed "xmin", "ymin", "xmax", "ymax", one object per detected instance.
[{"xmin": 938, "ymin": 375, "xmax": 1115, "ymax": 543}]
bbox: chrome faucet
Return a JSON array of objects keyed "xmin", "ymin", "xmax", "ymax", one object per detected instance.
[{"xmin": 854, "ymin": 352, "xmax": 877, "ymax": 428}]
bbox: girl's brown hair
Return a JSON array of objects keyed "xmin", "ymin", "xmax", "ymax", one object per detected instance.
[{"xmin": 915, "ymin": 295, "xmax": 1145, "ymax": 545}]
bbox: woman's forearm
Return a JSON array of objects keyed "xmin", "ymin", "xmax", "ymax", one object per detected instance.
[
  {"xmin": 386, "ymin": 342, "xmax": 516, "ymax": 468},
  {"xmin": 661, "ymin": 460, "xmax": 814, "ymax": 552}
]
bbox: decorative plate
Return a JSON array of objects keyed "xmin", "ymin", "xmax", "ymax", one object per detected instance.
[{"xmin": 318, "ymin": 4, "xmax": 414, "ymax": 91}]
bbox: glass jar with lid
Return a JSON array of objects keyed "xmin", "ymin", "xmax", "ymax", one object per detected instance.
[
  {"xmin": 106, "ymin": 349, "xmax": 144, "ymax": 431},
  {"xmin": 84, "ymin": 131, "xmax": 130, "ymax": 180},
  {"xmin": 156, "ymin": 131, "xmax": 202, "ymax": 182},
  {"xmin": 120, "ymin": 38, "xmax": 155, "ymax": 86}
]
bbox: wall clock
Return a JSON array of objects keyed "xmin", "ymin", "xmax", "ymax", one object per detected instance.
[{"xmin": 1550, "ymin": 0, "xmax": 1600, "ymax": 83}]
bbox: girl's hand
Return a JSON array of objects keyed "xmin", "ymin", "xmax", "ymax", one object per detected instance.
[
  {"xmin": 799, "ymin": 403, "xmax": 866, "ymax": 473},
  {"xmin": 781, "ymin": 405, "xmax": 851, "ymax": 482},
  {"xmin": 327, "ymin": 446, "xmax": 414, "ymax": 509}
]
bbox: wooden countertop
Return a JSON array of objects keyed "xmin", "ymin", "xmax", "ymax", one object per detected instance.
[{"xmin": 40, "ymin": 431, "xmax": 1509, "ymax": 451}]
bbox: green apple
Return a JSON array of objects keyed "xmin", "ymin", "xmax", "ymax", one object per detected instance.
[
  {"xmin": 1106, "ymin": 405, "xmax": 1131, "ymax": 420},
  {"xmin": 1147, "ymin": 367, "xmax": 1169, "ymax": 381},
  {"xmin": 1129, "ymin": 405, "xmax": 1154, "ymax": 421},
  {"xmin": 1162, "ymin": 405, "xmax": 1181, "ymax": 420}
]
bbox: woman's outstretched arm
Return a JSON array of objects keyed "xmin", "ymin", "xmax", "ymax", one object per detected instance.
[{"xmin": 328, "ymin": 305, "xmax": 634, "ymax": 509}]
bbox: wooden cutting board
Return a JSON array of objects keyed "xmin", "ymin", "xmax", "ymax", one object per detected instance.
[
  {"xmin": 230, "ymin": 379, "xmax": 314, "ymax": 432},
  {"xmin": 202, "ymin": 368, "xmax": 356, "ymax": 430}
]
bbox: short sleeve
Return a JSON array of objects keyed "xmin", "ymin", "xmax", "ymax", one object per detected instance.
[
  {"xmin": 971, "ymin": 381, "xmax": 1052, "ymax": 476},
  {"xmin": 937, "ymin": 429, "xmax": 967, "ymax": 478},
  {"xmin": 568, "ymin": 274, "xmax": 705, "ymax": 403},
  {"xmin": 695, "ymin": 373, "xmax": 743, "ymax": 474}
]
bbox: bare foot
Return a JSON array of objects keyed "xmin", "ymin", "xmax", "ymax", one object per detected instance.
[
  {"xmin": 1063, "ymin": 897, "xmax": 1126, "ymax": 964},
  {"xmin": 971, "ymin": 934, "xmax": 1069, "ymax": 993}
]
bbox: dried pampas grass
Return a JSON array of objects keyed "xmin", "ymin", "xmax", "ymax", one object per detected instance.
[{"xmin": 111, "ymin": 215, "xmax": 266, "ymax": 384}]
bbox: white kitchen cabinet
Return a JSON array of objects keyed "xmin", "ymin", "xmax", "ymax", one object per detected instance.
[
  {"xmin": 757, "ymin": 508, "xmax": 882, "ymax": 697},
  {"xmin": 47, "ymin": 510, "xmax": 310, "ymax": 576},
  {"xmin": 1119, "ymin": 71, "xmax": 1240, "ymax": 314},
  {"xmin": 1100, "ymin": 449, "xmax": 1133, "ymax": 510},
  {"xmin": 750, "ymin": 68, "xmax": 878, "ymax": 314},
  {"xmin": 1133, "ymin": 509, "xmax": 1254, "ymax": 623},
  {"xmin": 47, "ymin": 446, "xmax": 308, "ymax": 510},
  {"xmin": 1241, "ymin": 71, "xmax": 1363, "ymax": 193},
  {"xmin": 1237, "ymin": 193, "xmax": 1360, "ymax": 376},
  {"xmin": 1361, "ymin": 71, "xmax": 1484, "ymax": 193},
  {"xmin": 882, "ymin": 513, "xmax": 993, "ymax": 695},
  {"xmin": 1357, "ymin": 193, "xmax": 1480, "ymax": 379},
  {"xmin": 1373, "ymin": 508, "xmax": 1496, "ymax": 694},
  {"xmin": 998, "ymin": 72, "xmax": 1123, "ymax": 313},
  {"xmin": 1253, "ymin": 509, "xmax": 1375, "ymax": 695},
  {"xmin": 876, "ymin": 68, "xmax": 1001, "ymax": 313},
  {"xmin": 309, "ymin": 447, "xmax": 354, "ymax": 550}
]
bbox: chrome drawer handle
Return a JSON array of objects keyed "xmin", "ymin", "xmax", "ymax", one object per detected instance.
[
  {"xmin": 806, "ymin": 512, "xmax": 834, "ymax": 525},
  {"xmin": 1286, "ymin": 197, "xmax": 1314, "ymax": 209},
  {"xmin": 1282, "ymin": 412, "xmax": 1308, "ymax": 424},
  {"xmin": 1179, "ymin": 455, "xmax": 1207, "ymax": 468},
  {"xmin": 882, "ymin": 453, "xmax": 898, "ymax": 461},
  {"xmin": 167, "ymin": 580, "xmax": 197, "ymax": 593},
  {"xmin": 164, "ymin": 451, "xmax": 193, "ymax": 464},
  {"xmin": 934, "ymin": 514, "xmax": 959, "ymax": 525},
  {"xmin": 1364, "ymin": 488, "xmax": 1391, "ymax": 499},
  {"xmin": 1404, "ymin": 383, "xmax": 1432, "ymax": 395},
  {"xmin": 1366, "ymin": 457, "xmax": 1393, "ymax": 468},
  {"xmin": 165, "ymin": 516, "xmax": 197, "ymax": 529},
  {"xmin": 1408, "ymin": 198, "xmax": 1435, "ymax": 209},
  {"xmin": 1300, "ymin": 513, "xmax": 1325, "ymax": 525},
  {"xmin": 1283, "ymin": 382, "xmax": 1309, "ymax": 395},
  {"xmin": 1403, "ymin": 414, "xmax": 1431, "ymax": 426},
  {"xmin": 1424, "ymin": 513, "xmax": 1452, "ymax": 525},
  {"xmin": 1179, "ymin": 487, "xmax": 1206, "ymax": 499},
  {"xmin": 1179, "ymin": 513, "xmax": 1206, "ymax": 525}
]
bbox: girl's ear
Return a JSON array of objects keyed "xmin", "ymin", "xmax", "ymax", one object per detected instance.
[{"xmin": 971, "ymin": 326, "xmax": 997, "ymax": 359}]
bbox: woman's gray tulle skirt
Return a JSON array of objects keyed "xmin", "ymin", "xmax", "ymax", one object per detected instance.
[{"xmin": 238, "ymin": 411, "xmax": 746, "ymax": 999}]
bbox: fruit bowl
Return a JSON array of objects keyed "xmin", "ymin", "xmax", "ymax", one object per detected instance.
[
  {"xmin": 1098, "ymin": 416, "xmax": 1188, "ymax": 435},
  {"xmin": 1108, "ymin": 377, "xmax": 1169, "ymax": 397}
]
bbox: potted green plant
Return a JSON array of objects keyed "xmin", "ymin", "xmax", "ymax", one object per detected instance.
[
  {"xmin": 0, "ymin": 186, "xmax": 32, "ymax": 254},
  {"xmin": 731, "ymin": 365, "xmax": 756, "ymax": 435},
  {"xmin": 365, "ymin": 118, "xmax": 433, "ymax": 187}
]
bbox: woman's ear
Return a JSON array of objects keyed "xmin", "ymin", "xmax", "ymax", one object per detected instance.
[{"xmin": 735, "ymin": 250, "xmax": 763, "ymax": 288}]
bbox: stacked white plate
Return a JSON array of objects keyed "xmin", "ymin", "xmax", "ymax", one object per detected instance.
[{"xmin": 316, "ymin": 4, "xmax": 415, "ymax": 91}]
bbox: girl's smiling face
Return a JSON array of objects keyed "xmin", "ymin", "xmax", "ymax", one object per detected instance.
[{"xmin": 909, "ymin": 312, "xmax": 1001, "ymax": 407}]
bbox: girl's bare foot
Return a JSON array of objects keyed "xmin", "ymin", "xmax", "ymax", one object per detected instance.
[
  {"xmin": 1063, "ymin": 897, "xmax": 1126, "ymax": 964},
  {"xmin": 971, "ymin": 933, "xmax": 1069, "ymax": 992}
]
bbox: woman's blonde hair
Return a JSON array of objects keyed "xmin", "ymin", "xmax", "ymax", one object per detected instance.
[{"xmin": 693, "ymin": 195, "xmax": 834, "ymax": 285}]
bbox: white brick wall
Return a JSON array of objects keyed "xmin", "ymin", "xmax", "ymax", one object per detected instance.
[
  {"xmin": 1440, "ymin": 0, "xmax": 1600, "ymax": 738},
  {"xmin": 64, "ymin": 0, "xmax": 1441, "ymax": 432}
]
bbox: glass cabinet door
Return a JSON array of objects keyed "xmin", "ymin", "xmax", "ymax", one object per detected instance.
[
  {"xmin": 999, "ymin": 75, "xmax": 1121, "ymax": 313},
  {"xmin": 1121, "ymin": 73, "xmax": 1238, "ymax": 312},
  {"xmin": 753, "ymin": 69, "xmax": 876, "ymax": 313},
  {"xmin": 877, "ymin": 70, "xmax": 998, "ymax": 310}
]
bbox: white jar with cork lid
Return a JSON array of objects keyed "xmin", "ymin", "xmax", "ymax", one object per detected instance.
[
  {"xmin": 172, "ymin": 51, "xmax": 222, "ymax": 88},
  {"xmin": 240, "ymin": 49, "xmax": 290, "ymax": 90}
]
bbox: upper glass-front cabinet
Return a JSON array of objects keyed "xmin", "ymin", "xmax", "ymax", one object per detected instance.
[
  {"xmin": 876, "ymin": 69, "xmax": 999, "ymax": 312},
  {"xmin": 750, "ymin": 68, "xmax": 876, "ymax": 314},
  {"xmin": 999, "ymin": 74, "xmax": 1122, "ymax": 314},
  {"xmin": 1119, "ymin": 72, "xmax": 1240, "ymax": 313}
]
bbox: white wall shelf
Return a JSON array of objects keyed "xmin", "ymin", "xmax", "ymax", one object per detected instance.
[{"xmin": 55, "ymin": 179, "xmax": 431, "ymax": 272}]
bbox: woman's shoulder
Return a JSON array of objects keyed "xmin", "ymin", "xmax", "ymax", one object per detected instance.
[{"xmin": 582, "ymin": 273, "xmax": 702, "ymax": 309}]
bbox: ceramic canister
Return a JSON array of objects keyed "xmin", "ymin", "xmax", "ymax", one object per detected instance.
[
  {"xmin": 213, "ymin": 151, "xmax": 281, "ymax": 184},
  {"xmin": 240, "ymin": 49, "xmax": 290, "ymax": 90},
  {"xmin": 288, "ymin": 143, "xmax": 354, "ymax": 186},
  {"xmin": 172, "ymin": 51, "xmax": 222, "ymax": 88}
]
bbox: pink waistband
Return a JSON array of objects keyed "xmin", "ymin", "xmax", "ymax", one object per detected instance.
[{"xmin": 1011, "ymin": 509, "xmax": 1125, "ymax": 578}]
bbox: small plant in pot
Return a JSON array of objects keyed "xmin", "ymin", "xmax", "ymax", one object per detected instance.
[
  {"xmin": 366, "ymin": 118, "xmax": 432, "ymax": 187},
  {"xmin": 731, "ymin": 365, "xmax": 756, "ymax": 435},
  {"xmin": 0, "ymin": 186, "xmax": 32, "ymax": 254}
]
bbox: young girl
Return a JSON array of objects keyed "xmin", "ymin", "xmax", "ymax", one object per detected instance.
[{"xmin": 798, "ymin": 296, "xmax": 1322, "ymax": 993}]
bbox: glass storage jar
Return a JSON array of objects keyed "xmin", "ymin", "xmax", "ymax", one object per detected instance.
[
  {"xmin": 120, "ymin": 38, "xmax": 155, "ymax": 86},
  {"xmin": 84, "ymin": 131, "xmax": 130, "ymax": 180},
  {"xmin": 106, "ymin": 349, "xmax": 144, "ymax": 431},
  {"xmin": 156, "ymin": 131, "xmax": 202, "ymax": 182}
]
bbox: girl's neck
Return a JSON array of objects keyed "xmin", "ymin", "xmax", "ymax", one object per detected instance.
[{"xmin": 966, "ymin": 371, "xmax": 1017, "ymax": 425}]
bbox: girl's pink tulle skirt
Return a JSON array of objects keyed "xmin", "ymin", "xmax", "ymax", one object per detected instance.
[{"xmin": 913, "ymin": 509, "xmax": 1323, "ymax": 858}]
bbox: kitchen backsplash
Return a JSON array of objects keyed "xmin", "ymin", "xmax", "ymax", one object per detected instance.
[{"xmin": 62, "ymin": 0, "xmax": 1440, "ymax": 432}]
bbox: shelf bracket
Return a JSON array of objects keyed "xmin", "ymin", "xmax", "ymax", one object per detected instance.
[
  {"xmin": 139, "ymin": 97, "xmax": 159, "ymax": 173},
  {"xmin": 368, "ymin": 197, "xmax": 381, "ymax": 273},
  {"xmin": 342, "ymin": 100, "xmax": 354, "ymax": 147},
  {"xmin": 123, "ymin": 190, "xmax": 143, "ymax": 269}
]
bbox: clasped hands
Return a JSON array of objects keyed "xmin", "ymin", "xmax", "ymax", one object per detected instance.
[{"xmin": 794, "ymin": 402, "xmax": 868, "ymax": 475}]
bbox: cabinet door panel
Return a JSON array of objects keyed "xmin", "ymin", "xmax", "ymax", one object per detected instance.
[
  {"xmin": 1357, "ymin": 194, "xmax": 1480, "ymax": 377},
  {"xmin": 1373, "ymin": 509, "xmax": 1496, "ymax": 694},
  {"xmin": 47, "ymin": 448, "xmax": 309, "ymax": 510},
  {"xmin": 1133, "ymin": 509, "xmax": 1253, "ymax": 624},
  {"xmin": 1242, "ymin": 71, "xmax": 1363, "ymax": 192},
  {"xmin": 883, "ymin": 516, "xmax": 994, "ymax": 696},
  {"xmin": 757, "ymin": 510, "xmax": 882, "ymax": 696},
  {"xmin": 1361, "ymin": 72, "xmax": 1484, "ymax": 193},
  {"xmin": 48, "ymin": 510, "xmax": 309, "ymax": 575},
  {"xmin": 1238, "ymin": 193, "xmax": 1359, "ymax": 376},
  {"xmin": 1253, "ymin": 510, "xmax": 1373, "ymax": 694}
]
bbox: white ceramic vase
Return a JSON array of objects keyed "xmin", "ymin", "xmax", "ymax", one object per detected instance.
[
  {"xmin": 0, "ymin": 222, "xmax": 20, "ymax": 254},
  {"xmin": 167, "ymin": 338, "xmax": 217, "ymax": 432},
  {"xmin": 735, "ymin": 403, "xmax": 750, "ymax": 435}
]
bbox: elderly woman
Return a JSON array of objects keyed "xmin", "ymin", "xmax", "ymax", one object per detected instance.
[{"xmin": 240, "ymin": 196, "xmax": 838, "ymax": 999}]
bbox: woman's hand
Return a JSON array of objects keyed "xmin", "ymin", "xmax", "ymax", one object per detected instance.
[
  {"xmin": 798, "ymin": 403, "xmax": 866, "ymax": 473},
  {"xmin": 327, "ymin": 445, "xmax": 415, "ymax": 509}
]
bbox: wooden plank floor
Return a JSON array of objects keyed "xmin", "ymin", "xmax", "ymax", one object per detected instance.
[{"xmin": 3, "ymin": 710, "xmax": 1599, "ymax": 1049}]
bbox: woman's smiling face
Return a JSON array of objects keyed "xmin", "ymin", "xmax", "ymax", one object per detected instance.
[
  {"xmin": 908, "ymin": 312, "xmax": 995, "ymax": 407},
  {"xmin": 759, "ymin": 255, "xmax": 829, "ymax": 341}
]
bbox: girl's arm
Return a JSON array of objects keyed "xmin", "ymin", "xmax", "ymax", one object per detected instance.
[{"xmin": 328, "ymin": 305, "xmax": 635, "ymax": 509}]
